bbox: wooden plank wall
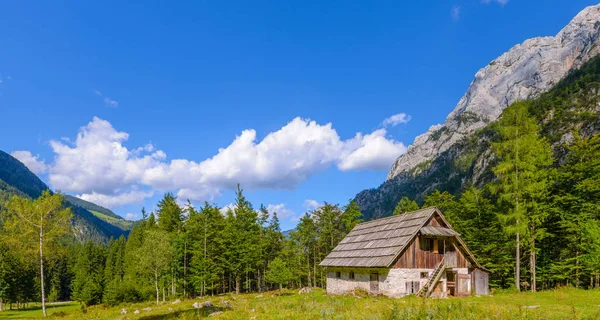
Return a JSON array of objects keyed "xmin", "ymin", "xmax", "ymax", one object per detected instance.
[
  {"xmin": 393, "ymin": 214, "xmax": 471, "ymax": 269},
  {"xmin": 394, "ymin": 236, "xmax": 470, "ymax": 269},
  {"xmin": 394, "ymin": 236, "xmax": 443, "ymax": 269}
]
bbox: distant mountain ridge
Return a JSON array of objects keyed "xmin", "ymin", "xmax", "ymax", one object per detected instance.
[
  {"xmin": 0, "ymin": 150, "xmax": 130, "ymax": 242},
  {"xmin": 64, "ymin": 194, "xmax": 124, "ymax": 220}
]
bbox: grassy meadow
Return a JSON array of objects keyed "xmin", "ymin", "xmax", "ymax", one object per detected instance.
[{"xmin": 2, "ymin": 287, "xmax": 600, "ymax": 320}]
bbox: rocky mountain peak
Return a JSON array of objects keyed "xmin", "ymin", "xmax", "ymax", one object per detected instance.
[{"xmin": 387, "ymin": 3, "xmax": 600, "ymax": 180}]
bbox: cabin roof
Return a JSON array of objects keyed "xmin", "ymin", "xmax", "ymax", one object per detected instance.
[
  {"xmin": 319, "ymin": 207, "xmax": 486, "ymax": 270},
  {"xmin": 420, "ymin": 226, "xmax": 460, "ymax": 237}
]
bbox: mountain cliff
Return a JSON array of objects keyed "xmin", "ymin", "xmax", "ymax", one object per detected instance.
[
  {"xmin": 388, "ymin": 3, "xmax": 600, "ymax": 180},
  {"xmin": 356, "ymin": 4, "xmax": 600, "ymax": 220}
]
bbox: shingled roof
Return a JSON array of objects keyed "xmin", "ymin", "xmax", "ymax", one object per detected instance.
[{"xmin": 319, "ymin": 207, "xmax": 486, "ymax": 270}]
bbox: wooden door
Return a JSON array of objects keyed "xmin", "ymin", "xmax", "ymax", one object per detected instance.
[
  {"xmin": 370, "ymin": 273, "xmax": 379, "ymax": 295},
  {"xmin": 456, "ymin": 274, "xmax": 470, "ymax": 296}
]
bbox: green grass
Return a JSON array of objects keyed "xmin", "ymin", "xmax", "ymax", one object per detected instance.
[
  {"xmin": 2, "ymin": 287, "xmax": 600, "ymax": 319},
  {"xmin": 90, "ymin": 210, "xmax": 133, "ymax": 231},
  {"xmin": 0, "ymin": 302, "xmax": 79, "ymax": 319}
]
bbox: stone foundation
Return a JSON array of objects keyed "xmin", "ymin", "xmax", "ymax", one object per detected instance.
[{"xmin": 326, "ymin": 268, "xmax": 470, "ymax": 298}]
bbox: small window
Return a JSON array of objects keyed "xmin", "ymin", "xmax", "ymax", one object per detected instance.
[
  {"xmin": 336, "ymin": 271, "xmax": 341, "ymax": 279},
  {"xmin": 349, "ymin": 271, "xmax": 355, "ymax": 280},
  {"xmin": 420, "ymin": 272, "xmax": 429, "ymax": 279},
  {"xmin": 422, "ymin": 238, "xmax": 434, "ymax": 251}
]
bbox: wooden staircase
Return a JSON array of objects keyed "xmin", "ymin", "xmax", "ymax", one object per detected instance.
[{"xmin": 416, "ymin": 258, "xmax": 445, "ymax": 298}]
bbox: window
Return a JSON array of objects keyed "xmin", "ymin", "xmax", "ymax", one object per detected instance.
[
  {"xmin": 422, "ymin": 237, "xmax": 445, "ymax": 253},
  {"xmin": 422, "ymin": 237, "xmax": 434, "ymax": 251},
  {"xmin": 336, "ymin": 271, "xmax": 341, "ymax": 279},
  {"xmin": 420, "ymin": 272, "xmax": 429, "ymax": 279},
  {"xmin": 349, "ymin": 271, "xmax": 355, "ymax": 280}
]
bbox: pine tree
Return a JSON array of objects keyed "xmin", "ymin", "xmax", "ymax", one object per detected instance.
[
  {"xmin": 188, "ymin": 202, "xmax": 225, "ymax": 296},
  {"xmin": 342, "ymin": 200, "xmax": 363, "ymax": 233},
  {"xmin": 491, "ymin": 102, "xmax": 553, "ymax": 291},
  {"xmin": 72, "ymin": 241, "xmax": 106, "ymax": 306},
  {"xmin": 393, "ymin": 196, "xmax": 419, "ymax": 215},
  {"xmin": 550, "ymin": 133, "xmax": 600, "ymax": 287},
  {"xmin": 292, "ymin": 213, "xmax": 316, "ymax": 287},
  {"xmin": 157, "ymin": 193, "xmax": 183, "ymax": 233},
  {"xmin": 265, "ymin": 257, "xmax": 292, "ymax": 290},
  {"xmin": 222, "ymin": 185, "xmax": 260, "ymax": 294}
]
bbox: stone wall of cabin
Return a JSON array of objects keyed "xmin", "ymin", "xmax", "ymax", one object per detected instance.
[
  {"xmin": 325, "ymin": 269, "xmax": 373, "ymax": 294},
  {"xmin": 326, "ymin": 267, "xmax": 471, "ymax": 298}
]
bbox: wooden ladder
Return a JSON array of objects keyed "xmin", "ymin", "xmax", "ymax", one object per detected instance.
[{"xmin": 416, "ymin": 257, "xmax": 446, "ymax": 298}]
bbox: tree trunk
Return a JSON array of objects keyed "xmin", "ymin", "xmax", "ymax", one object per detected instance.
[
  {"xmin": 530, "ymin": 233, "xmax": 536, "ymax": 292},
  {"xmin": 183, "ymin": 238, "xmax": 187, "ymax": 298},
  {"xmin": 155, "ymin": 271, "xmax": 159, "ymax": 306},
  {"xmin": 235, "ymin": 278, "xmax": 240, "ymax": 295},
  {"xmin": 306, "ymin": 254, "xmax": 311, "ymax": 287},
  {"xmin": 279, "ymin": 283, "xmax": 282, "ymax": 291},
  {"xmin": 313, "ymin": 246, "xmax": 316, "ymax": 287},
  {"xmin": 39, "ymin": 225, "xmax": 46, "ymax": 317},
  {"xmin": 516, "ymin": 230, "xmax": 520, "ymax": 291}
]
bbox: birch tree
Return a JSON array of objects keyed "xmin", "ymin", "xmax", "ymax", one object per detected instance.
[{"xmin": 2, "ymin": 191, "xmax": 72, "ymax": 316}]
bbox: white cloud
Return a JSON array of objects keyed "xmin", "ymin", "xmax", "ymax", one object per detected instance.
[
  {"xmin": 382, "ymin": 113, "xmax": 411, "ymax": 127},
  {"xmin": 26, "ymin": 115, "xmax": 407, "ymax": 208},
  {"xmin": 338, "ymin": 129, "xmax": 407, "ymax": 171},
  {"xmin": 125, "ymin": 212, "xmax": 138, "ymax": 221},
  {"xmin": 451, "ymin": 6, "xmax": 461, "ymax": 21},
  {"xmin": 77, "ymin": 189, "xmax": 154, "ymax": 208},
  {"xmin": 220, "ymin": 203, "xmax": 235, "ymax": 215},
  {"xmin": 303, "ymin": 199, "xmax": 320, "ymax": 210},
  {"xmin": 104, "ymin": 97, "xmax": 118, "ymax": 108},
  {"xmin": 93, "ymin": 89, "xmax": 119, "ymax": 108},
  {"xmin": 10, "ymin": 150, "xmax": 47, "ymax": 174},
  {"xmin": 266, "ymin": 203, "xmax": 295, "ymax": 219},
  {"xmin": 482, "ymin": 0, "xmax": 508, "ymax": 5}
]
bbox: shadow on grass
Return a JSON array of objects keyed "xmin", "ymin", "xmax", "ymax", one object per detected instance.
[
  {"xmin": 0, "ymin": 303, "xmax": 78, "ymax": 319},
  {"xmin": 138, "ymin": 307, "xmax": 227, "ymax": 319}
]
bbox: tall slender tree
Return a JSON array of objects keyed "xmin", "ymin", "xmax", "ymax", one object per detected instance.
[
  {"xmin": 491, "ymin": 102, "xmax": 552, "ymax": 291},
  {"xmin": 2, "ymin": 191, "xmax": 72, "ymax": 316}
]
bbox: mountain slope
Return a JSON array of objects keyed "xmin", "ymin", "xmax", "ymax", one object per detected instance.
[
  {"xmin": 388, "ymin": 3, "xmax": 600, "ymax": 180},
  {"xmin": 64, "ymin": 194, "xmax": 124, "ymax": 220},
  {"xmin": 0, "ymin": 150, "xmax": 130, "ymax": 242},
  {"xmin": 356, "ymin": 23, "xmax": 600, "ymax": 221}
]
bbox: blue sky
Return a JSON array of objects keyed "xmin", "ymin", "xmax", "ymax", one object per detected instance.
[{"xmin": 0, "ymin": 0, "xmax": 596, "ymax": 230}]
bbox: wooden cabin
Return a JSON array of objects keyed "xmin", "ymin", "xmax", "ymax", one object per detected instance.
[{"xmin": 319, "ymin": 207, "xmax": 489, "ymax": 298}]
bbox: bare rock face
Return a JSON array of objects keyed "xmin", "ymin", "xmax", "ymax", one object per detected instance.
[{"xmin": 388, "ymin": 4, "xmax": 600, "ymax": 180}]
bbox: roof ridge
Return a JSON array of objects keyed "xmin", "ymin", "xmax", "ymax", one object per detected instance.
[{"xmin": 355, "ymin": 206, "xmax": 436, "ymax": 227}]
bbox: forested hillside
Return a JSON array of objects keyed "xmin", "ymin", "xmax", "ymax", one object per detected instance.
[
  {"xmin": 64, "ymin": 195, "xmax": 124, "ymax": 220},
  {"xmin": 0, "ymin": 150, "xmax": 130, "ymax": 243}
]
